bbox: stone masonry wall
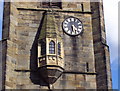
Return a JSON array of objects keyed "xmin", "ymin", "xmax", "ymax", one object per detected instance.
[
  {"xmin": 2, "ymin": 1, "xmax": 111, "ymax": 89},
  {"xmin": 90, "ymin": 2, "xmax": 112, "ymax": 89}
]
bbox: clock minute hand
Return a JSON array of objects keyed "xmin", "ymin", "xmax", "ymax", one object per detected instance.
[{"xmin": 71, "ymin": 25, "xmax": 78, "ymax": 33}]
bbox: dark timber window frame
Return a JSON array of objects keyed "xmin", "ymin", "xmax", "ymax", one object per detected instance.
[{"xmin": 49, "ymin": 41, "xmax": 55, "ymax": 54}]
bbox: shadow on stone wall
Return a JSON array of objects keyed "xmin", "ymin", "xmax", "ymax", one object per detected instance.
[
  {"xmin": 29, "ymin": 11, "xmax": 49, "ymax": 87},
  {"xmin": 0, "ymin": 40, "xmax": 7, "ymax": 90}
]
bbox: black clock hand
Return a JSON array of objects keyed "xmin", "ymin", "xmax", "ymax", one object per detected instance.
[{"xmin": 71, "ymin": 25, "xmax": 77, "ymax": 34}]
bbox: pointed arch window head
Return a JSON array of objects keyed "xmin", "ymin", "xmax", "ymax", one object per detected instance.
[
  {"xmin": 49, "ymin": 41, "xmax": 55, "ymax": 54},
  {"xmin": 58, "ymin": 42, "xmax": 61, "ymax": 56}
]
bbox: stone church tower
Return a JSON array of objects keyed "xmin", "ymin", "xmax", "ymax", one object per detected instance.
[{"xmin": 1, "ymin": 0, "xmax": 112, "ymax": 90}]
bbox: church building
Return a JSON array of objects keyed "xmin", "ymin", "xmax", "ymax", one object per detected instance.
[{"xmin": 0, "ymin": 0, "xmax": 112, "ymax": 90}]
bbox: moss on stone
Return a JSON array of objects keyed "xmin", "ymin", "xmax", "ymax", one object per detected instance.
[{"xmin": 39, "ymin": 12, "xmax": 58, "ymax": 40}]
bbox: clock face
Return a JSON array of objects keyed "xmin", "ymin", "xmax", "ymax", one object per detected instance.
[{"xmin": 62, "ymin": 17, "xmax": 83, "ymax": 36}]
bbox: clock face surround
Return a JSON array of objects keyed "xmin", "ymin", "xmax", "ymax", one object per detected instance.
[{"xmin": 62, "ymin": 16, "xmax": 83, "ymax": 36}]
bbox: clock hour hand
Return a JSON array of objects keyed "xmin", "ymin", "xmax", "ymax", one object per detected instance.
[{"xmin": 71, "ymin": 25, "xmax": 78, "ymax": 34}]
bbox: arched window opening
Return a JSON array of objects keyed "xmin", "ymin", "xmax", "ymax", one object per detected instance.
[
  {"xmin": 41, "ymin": 41, "xmax": 46, "ymax": 55},
  {"xmin": 58, "ymin": 43, "xmax": 61, "ymax": 55},
  {"xmin": 49, "ymin": 41, "xmax": 55, "ymax": 54}
]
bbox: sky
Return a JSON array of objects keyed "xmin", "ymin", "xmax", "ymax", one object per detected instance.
[
  {"xmin": 0, "ymin": 0, "xmax": 3, "ymax": 39},
  {"xmin": 103, "ymin": 0, "xmax": 119, "ymax": 89},
  {"xmin": 0, "ymin": 0, "xmax": 119, "ymax": 89}
]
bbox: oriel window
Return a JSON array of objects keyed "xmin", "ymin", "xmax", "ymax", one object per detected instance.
[
  {"xmin": 49, "ymin": 41, "xmax": 55, "ymax": 54},
  {"xmin": 58, "ymin": 43, "xmax": 61, "ymax": 55}
]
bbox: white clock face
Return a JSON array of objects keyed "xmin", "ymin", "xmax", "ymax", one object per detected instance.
[{"xmin": 62, "ymin": 17, "xmax": 83, "ymax": 36}]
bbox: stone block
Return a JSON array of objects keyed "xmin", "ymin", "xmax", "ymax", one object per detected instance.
[
  {"xmin": 86, "ymin": 75, "xmax": 96, "ymax": 82},
  {"xmin": 76, "ymin": 75, "xmax": 85, "ymax": 81},
  {"xmin": 6, "ymin": 81, "xmax": 14, "ymax": 88}
]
